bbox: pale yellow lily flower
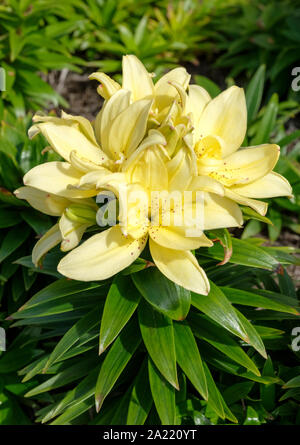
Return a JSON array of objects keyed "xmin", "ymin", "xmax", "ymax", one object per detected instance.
[
  {"xmin": 186, "ymin": 85, "xmax": 292, "ymax": 215},
  {"xmin": 58, "ymin": 143, "xmax": 243, "ymax": 295}
]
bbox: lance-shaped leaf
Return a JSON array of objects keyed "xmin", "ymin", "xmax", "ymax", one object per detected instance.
[
  {"xmin": 173, "ymin": 321, "xmax": 208, "ymax": 400},
  {"xmin": 191, "ymin": 281, "xmax": 248, "ymax": 342},
  {"xmin": 234, "ymin": 308, "xmax": 267, "ymax": 358},
  {"xmin": 189, "ymin": 313, "xmax": 260, "ymax": 376},
  {"xmin": 222, "ymin": 287, "xmax": 299, "ymax": 315},
  {"xmin": 99, "ymin": 275, "xmax": 141, "ymax": 354},
  {"xmin": 126, "ymin": 359, "xmax": 153, "ymax": 425},
  {"xmin": 138, "ymin": 301, "xmax": 178, "ymax": 389},
  {"xmin": 44, "ymin": 307, "xmax": 102, "ymax": 371},
  {"xmin": 148, "ymin": 358, "xmax": 176, "ymax": 425},
  {"xmin": 203, "ymin": 362, "xmax": 237, "ymax": 423},
  {"xmin": 246, "ymin": 64, "xmax": 265, "ymax": 124},
  {"xmin": 132, "ymin": 268, "xmax": 191, "ymax": 321},
  {"xmin": 95, "ymin": 318, "xmax": 141, "ymax": 412}
]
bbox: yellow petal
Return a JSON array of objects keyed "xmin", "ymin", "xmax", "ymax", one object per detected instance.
[
  {"xmin": 58, "ymin": 225, "xmax": 147, "ymax": 281},
  {"xmin": 188, "ymin": 175, "xmax": 224, "ymax": 196},
  {"xmin": 122, "ymin": 55, "xmax": 154, "ymax": 101},
  {"xmin": 197, "ymin": 86, "xmax": 247, "ymax": 157},
  {"xmin": 29, "ymin": 114, "xmax": 109, "ymax": 165},
  {"xmin": 186, "ymin": 84, "xmax": 211, "ymax": 135},
  {"xmin": 126, "ymin": 144, "xmax": 168, "ymax": 191},
  {"xmin": 59, "ymin": 213, "xmax": 90, "ymax": 252},
  {"xmin": 230, "ymin": 171, "xmax": 293, "ymax": 198},
  {"xmin": 23, "ymin": 162, "xmax": 96, "ymax": 199},
  {"xmin": 100, "ymin": 89, "xmax": 131, "ymax": 155},
  {"xmin": 203, "ymin": 193, "xmax": 243, "ymax": 229},
  {"xmin": 167, "ymin": 146, "xmax": 196, "ymax": 191},
  {"xmin": 32, "ymin": 223, "xmax": 62, "ymax": 267},
  {"xmin": 14, "ymin": 186, "xmax": 69, "ymax": 216},
  {"xmin": 69, "ymin": 150, "xmax": 112, "ymax": 173},
  {"xmin": 123, "ymin": 129, "xmax": 167, "ymax": 172},
  {"xmin": 108, "ymin": 99, "xmax": 153, "ymax": 158},
  {"xmin": 154, "ymin": 67, "xmax": 190, "ymax": 114},
  {"xmin": 149, "ymin": 239, "xmax": 210, "ymax": 295},
  {"xmin": 224, "ymin": 188, "xmax": 268, "ymax": 216},
  {"xmin": 199, "ymin": 144, "xmax": 280, "ymax": 187},
  {"xmin": 89, "ymin": 72, "xmax": 121, "ymax": 99},
  {"xmin": 149, "ymin": 226, "xmax": 212, "ymax": 250}
]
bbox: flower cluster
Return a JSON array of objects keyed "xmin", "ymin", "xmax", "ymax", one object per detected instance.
[{"xmin": 15, "ymin": 56, "xmax": 292, "ymax": 295}]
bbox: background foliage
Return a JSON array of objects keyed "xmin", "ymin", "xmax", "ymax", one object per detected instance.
[{"xmin": 0, "ymin": 0, "xmax": 299, "ymax": 425}]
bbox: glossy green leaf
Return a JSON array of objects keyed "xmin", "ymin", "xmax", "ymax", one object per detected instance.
[
  {"xmin": 99, "ymin": 275, "xmax": 141, "ymax": 354},
  {"xmin": 191, "ymin": 281, "xmax": 248, "ymax": 342},
  {"xmin": 246, "ymin": 64, "xmax": 265, "ymax": 123},
  {"xmin": 173, "ymin": 321, "xmax": 208, "ymax": 400},
  {"xmin": 126, "ymin": 359, "xmax": 153, "ymax": 425},
  {"xmin": 132, "ymin": 268, "xmax": 191, "ymax": 321},
  {"xmin": 189, "ymin": 313, "xmax": 261, "ymax": 376},
  {"xmin": 95, "ymin": 318, "xmax": 141, "ymax": 412},
  {"xmin": 138, "ymin": 301, "xmax": 178, "ymax": 389},
  {"xmin": 148, "ymin": 358, "xmax": 176, "ymax": 425}
]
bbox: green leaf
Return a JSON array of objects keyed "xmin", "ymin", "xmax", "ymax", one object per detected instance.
[
  {"xmin": 99, "ymin": 275, "xmax": 141, "ymax": 354},
  {"xmin": 195, "ymin": 75, "xmax": 221, "ymax": 98},
  {"xmin": 138, "ymin": 301, "xmax": 178, "ymax": 389},
  {"xmin": 260, "ymin": 356, "xmax": 275, "ymax": 411},
  {"xmin": 132, "ymin": 268, "xmax": 191, "ymax": 321},
  {"xmin": 95, "ymin": 318, "xmax": 141, "ymax": 412},
  {"xmin": 251, "ymin": 93, "xmax": 278, "ymax": 145},
  {"xmin": 191, "ymin": 281, "xmax": 248, "ymax": 342},
  {"xmin": 246, "ymin": 64, "xmax": 265, "ymax": 123},
  {"xmin": 200, "ymin": 237, "xmax": 278, "ymax": 270},
  {"xmin": 283, "ymin": 376, "xmax": 300, "ymax": 389},
  {"xmin": 25, "ymin": 354, "xmax": 98, "ymax": 397},
  {"xmin": 173, "ymin": 321, "xmax": 208, "ymax": 400},
  {"xmin": 189, "ymin": 313, "xmax": 261, "ymax": 376},
  {"xmin": 126, "ymin": 359, "xmax": 153, "ymax": 425},
  {"xmin": 222, "ymin": 287, "xmax": 299, "ymax": 315},
  {"xmin": 0, "ymin": 225, "xmax": 30, "ymax": 263},
  {"xmin": 44, "ymin": 308, "xmax": 101, "ymax": 371},
  {"xmin": 234, "ymin": 308, "xmax": 267, "ymax": 358},
  {"xmin": 19, "ymin": 279, "xmax": 103, "ymax": 311},
  {"xmin": 223, "ymin": 382, "xmax": 254, "ymax": 405},
  {"xmin": 243, "ymin": 406, "xmax": 260, "ymax": 425},
  {"xmin": 148, "ymin": 358, "xmax": 176, "ymax": 425}
]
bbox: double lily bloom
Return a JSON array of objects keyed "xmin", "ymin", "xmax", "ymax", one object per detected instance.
[{"xmin": 15, "ymin": 56, "xmax": 292, "ymax": 295}]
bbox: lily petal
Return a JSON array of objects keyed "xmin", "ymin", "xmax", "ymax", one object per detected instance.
[
  {"xmin": 23, "ymin": 162, "xmax": 96, "ymax": 199},
  {"xmin": 32, "ymin": 223, "xmax": 62, "ymax": 266},
  {"xmin": 59, "ymin": 213, "xmax": 90, "ymax": 252},
  {"xmin": 199, "ymin": 144, "xmax": 280, "ymax": 187},
  {"xmin": 30, "ymin": 114, "xmax": 109, "ymax": 165},
  {"xmin": 100, "ymin": 89, "xmax": 131, "ymax": 155},
  {"xmin": 58, "ymin": 225, "xmax": 147, "ymax": 281},
  {"xmin": 186, "ymin": 85, "xmax": 211, "ymax": 141},
  {"xmin": 225, "ymin": 188, "xmax": 268, "ymax": 216},
  {"xmin": 89, "ymin": 72, "xmax": 121, "ymax": 99},
  {"xmin": 188, "ymin": 175, "xmax": 225, "ymax": 196},
  {"xmin": 197, "ymin": 86, "xmax": 247, "ymax": 157},
  {"xmin": 230, "ymin": 171, "xmax": 293, "ymax": 198},
  {"xmin": 149, "ymin": 239, "xmax": 210, "ymax": 295},
  {"xmin": 203, "ymin": 193, "xmax": 243, "ymax": 229},
  {"xmin": 149, "ymin": 226, "xmax": 213, "ymax": 250},
  {"xmin": 108, "ymin": 99, "xmax": 153, "ymax": 158},
  {"xmin": 122, "ymin": 55, "xmax": 154, "ymax": 101},
  {"xmin": 15, "ymin": 186, "xmax": 69, "ymax": 216}
]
